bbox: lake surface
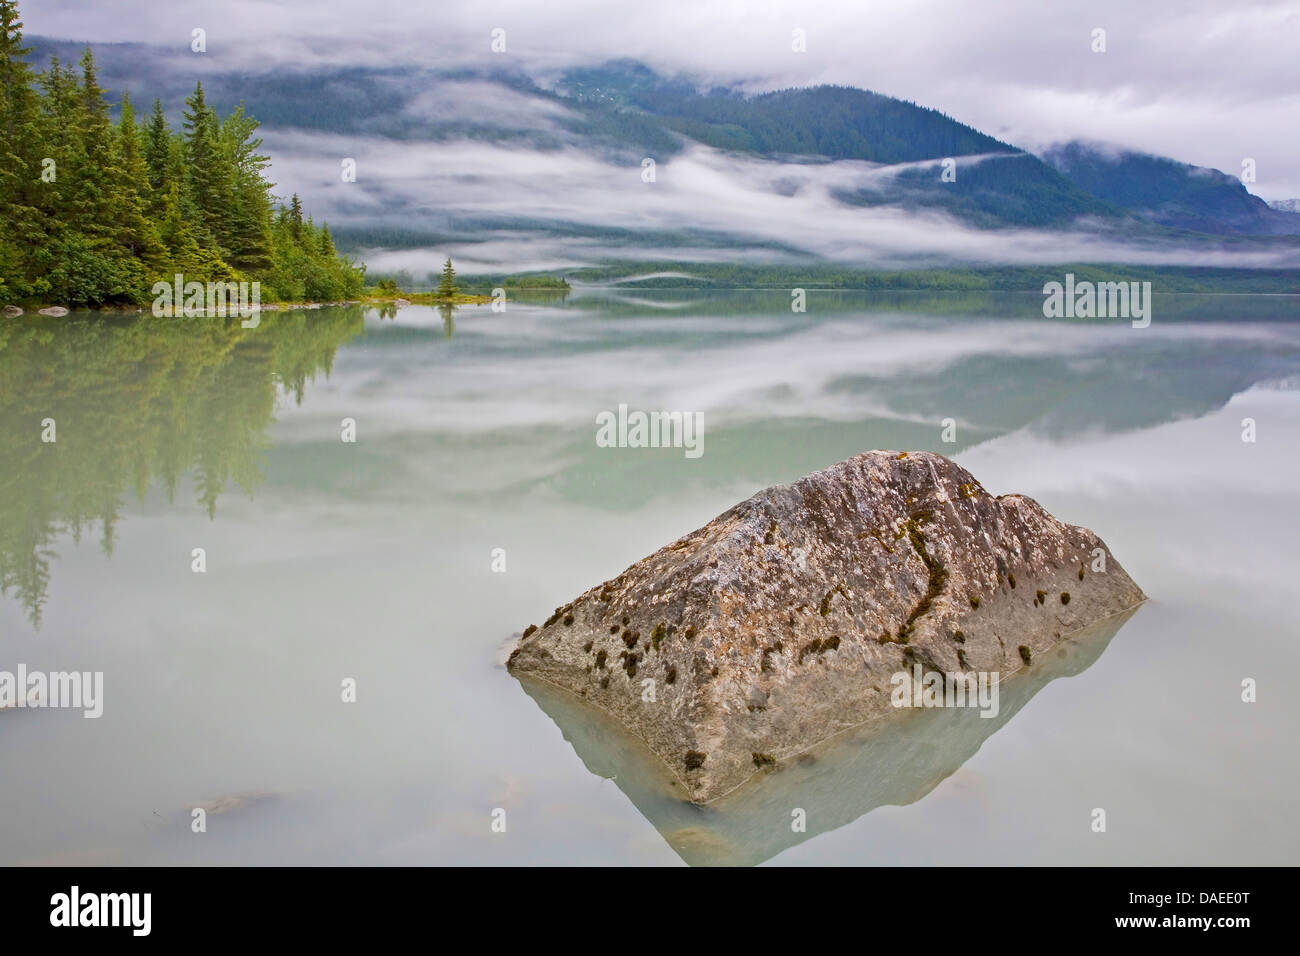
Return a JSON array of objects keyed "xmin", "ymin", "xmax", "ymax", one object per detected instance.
[{"xmin": 2, "ymin": 290, "xmax": 1298, "ymax": 865}]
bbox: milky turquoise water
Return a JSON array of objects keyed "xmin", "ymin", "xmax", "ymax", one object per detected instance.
[{"xmin": 2, "ymin": 290, "xmax": 1297, "ymax": 865}]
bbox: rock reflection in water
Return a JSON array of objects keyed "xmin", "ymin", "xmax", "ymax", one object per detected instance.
[{"xmin": 515, "ymin": 606, "xmax": 1139, "ymax": 866}]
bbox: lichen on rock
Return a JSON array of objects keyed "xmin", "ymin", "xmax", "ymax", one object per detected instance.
[{"xmin": 508, "ymin": 450, "xmax": 1145, "ymax": 803}]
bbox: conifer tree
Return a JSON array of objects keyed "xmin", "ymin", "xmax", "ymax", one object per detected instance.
[
  {"xmin": 59, "ymin": 47, "xmax": 118, "ymax": 243},
  {"xmin": 220, "ymin": 104, "xmax": 273, "ymax": 273},
  {"xmin": 436, "ymin": 257, "xmax": 458, "ymax": 297},
  {"xmin": 182, "ymin": 81, "xmax": 233, "ymax": 252},
  {"xmin": 0, "ymin": 0, "xmax": 44, "ymax": 298},
  {"xmin": 289, "ymin": 193, "xmax": 303, "ymax": 241},
  {"xmin": 114, "ymin": 90, "xmax": 166, "ymax": 266},
  {"xmin": 34, "ymin": 57, "xmax": 76, "ymax": 231},
  {"xmin": 143, "ymin": 98, "xmax": 171, "ymax": 202}
]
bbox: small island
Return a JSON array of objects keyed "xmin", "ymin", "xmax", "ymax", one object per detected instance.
[
  {"xmin": 362, "ymin": 264, "xmax": 572, "ymax": 309},
  {"xmin": 362, "ymin": 259, "xmax": 492, "ymax": 307}
]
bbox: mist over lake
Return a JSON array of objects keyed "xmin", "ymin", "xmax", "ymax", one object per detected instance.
[{"xmin": 2, "ymin": 292, "xmax": 1297, "ymax": 865}]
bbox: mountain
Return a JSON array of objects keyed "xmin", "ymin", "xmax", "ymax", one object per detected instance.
[
  {"xmin": 555, "ymin": 62, "xmax": 1120, "ymax": 228},
  {"xmin": 18, "ymin": 42, "xmax": 1300, "ymax": 263},
  {"xmin": 1043, "ymin": 142, "xmax": 1300, "ymax": 237},
  {"xmin": 559, "ymin": 61, "xmax": 1010, "ymax": 162}
]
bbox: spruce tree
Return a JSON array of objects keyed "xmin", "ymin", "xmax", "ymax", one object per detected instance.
[
  {"xmin": 182, "ymin": 81, "xmax": 233, "ymax": 253},
  {"xmin": 143, "ymin": 98, "xmax": 171, "ymax": 202},
  {"xmin": 220, "ymin": 104, "xmax": 273, "ymax": 273},
  {"xmin": 0, "ymin": 0, "xmax": 44, "ymax": 300},
  {"xmin": 0, "ymin": 0, "xmax": 33, "ymax": 147},
  {"xmin": 114, "ymin": 90, "xmax": 165, "ymax": 267},
  {"xmin": 64, "ymin": 47, "xmax": 119, "ymax": 243},
  {"xmin": 289, "ymin": 193, "xmax": 303, "ymax": 241},
  {"xmin": 436, "ymin": 257, "xmax": 458, "ymax": 297}
]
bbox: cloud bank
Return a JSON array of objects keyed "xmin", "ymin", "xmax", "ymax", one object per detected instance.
[
  {"xmin": 263, "ymin": 129, "xmax": 1300, "ymax": 274},
  {"xmin": 24, "ymin": 0, "xmax": 1300, "ymax": 200}
]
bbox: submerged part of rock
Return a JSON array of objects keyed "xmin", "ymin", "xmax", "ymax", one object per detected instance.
[
  {"xmin": 517, "ymin": 609, "xmax": 1136, "ymax": 866},
  {"xmin": 507, "ymin": 450, "xmax": 1145, "ymax": 804}
]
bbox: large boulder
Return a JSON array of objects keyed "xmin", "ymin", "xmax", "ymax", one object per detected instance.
[{"xmin": 508, "ymin": 450, "xmax": 1145, "ymax": 804}]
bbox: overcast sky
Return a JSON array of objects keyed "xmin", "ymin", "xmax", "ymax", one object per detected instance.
[{"xmin": 24, "ymin": 0, "xmax": 1300, "ymax": 198}]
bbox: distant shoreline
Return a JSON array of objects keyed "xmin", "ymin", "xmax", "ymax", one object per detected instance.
[
  {"xmin": 1, "ymin": 294, "xmax": 493, "ymax": 317},
  {"xmin": 548, "ymin": 262, "xmax": 1300, "ymax": 295}
]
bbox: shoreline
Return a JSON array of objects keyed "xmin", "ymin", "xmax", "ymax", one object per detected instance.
[{"xmin": 0, "ymin": 293, "xmax": 494, "ymax": 318}]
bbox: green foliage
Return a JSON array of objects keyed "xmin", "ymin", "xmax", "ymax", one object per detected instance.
[
  {"xmin": 0, "ymin": 0, "xmax": 362, "ymax": 307},
  {"xmin": 435, "ymin": 257, "xmax": 458, "ymax": 297}
]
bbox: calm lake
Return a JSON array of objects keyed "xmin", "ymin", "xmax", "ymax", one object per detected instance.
[{"xmin": 2, "ymin": 289, "xmax": 1298, "ymax": 865}]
